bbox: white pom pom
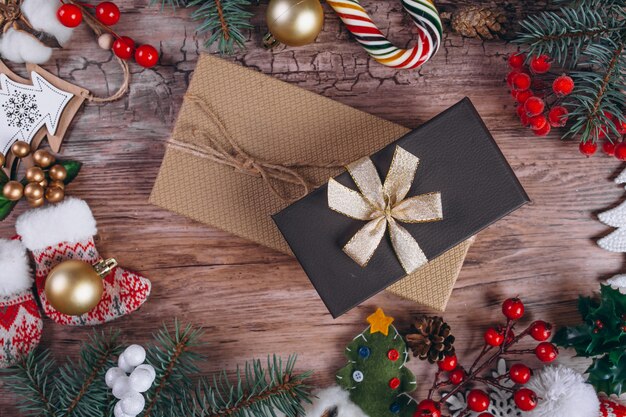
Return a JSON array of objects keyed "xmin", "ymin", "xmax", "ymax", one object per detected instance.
[
  {"xmin": 114, "ymin": 401, "xmax": 135, "ymax": 417},
  {"xmin": 118, "ymin": 355, "xmax": 135, "ymax": 374},
  {"xmin": 123, "ymin": 345, "xmax": 146, "ymax": 367},
  {"xmin": 120, "ymin": 392, "xmax": 146, "ymax": 415},
  {"xmin": 129, "ymin": 367, "xmax": 154, "ymax": 393},
  {"xmin": 134, "ymin": 364, "xmax": 156, "ymax": 381},
  {"xmin": 112, "ymin": 376, "xmax": 133, "ymax": 400},
  {"xmin": 526, "ymin": 365, "xmax": 600, "ymax": 417},
  {"xmin": 105, "ymin": 367, "xmax": 126, "ymax": 388},
  {"xmin": 606, "ymin": 275, "xmax": 626, "ymax": 294}
]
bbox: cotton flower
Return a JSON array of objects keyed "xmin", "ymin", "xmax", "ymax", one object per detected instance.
[{"xmin": 526, "ymin": 365, "xmax": 599, "ymax": 417}]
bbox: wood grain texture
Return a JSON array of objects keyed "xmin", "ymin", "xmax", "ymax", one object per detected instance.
[{"xmin": 0, "ymin": 0, "xmax": 623, "ymax": 414}]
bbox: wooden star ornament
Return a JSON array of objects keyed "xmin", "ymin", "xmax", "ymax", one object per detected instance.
[{"xmin": 367, "ymin": 308, "xmax": 394, "ymax": 336}]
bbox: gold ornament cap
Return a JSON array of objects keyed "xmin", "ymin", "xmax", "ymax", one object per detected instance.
[
  {"xmin": 264, "ymin": 0, "xmax": 324, "ymax": 48},
  {"xmin": 45, "ymin": 258, "xmax": 117, "ymax": 316}
]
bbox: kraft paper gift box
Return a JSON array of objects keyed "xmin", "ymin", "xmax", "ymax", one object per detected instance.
[{"xmin": 150, "ymin": 54, "xmax": 484, "ymax": 312}]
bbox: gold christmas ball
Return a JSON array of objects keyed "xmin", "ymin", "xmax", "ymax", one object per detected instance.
[
  {"xmin": 28, "ymin": 197, "xmax": 44, "ymax": 208},
  {"xmin": 11, "ymin": 141, "xmax": 31, "ymax": 158},
  {"xmin": 265, "ymin": 0, "xmax": 323, "ymax": 47},
  {"xmin": 2, "ymin": 181, "xmax": 23, "ymax": 201},
  {"xmin": 49, "ymin": 180, "xmax": 65, "ymax": 190},
  {"xmin": 49, "ymin": 164, "xmax": 67, "ymax": 181},
  {"xmin": 45, "ymin": 186, "xmax": 65, "ymax": 203},
  {"xmin": 0, "ymin": 152, "xmax": 5, "ymax": 167},
  {"xmin": 39, "ymin": 179, "xmax": 48, "ymax": 188},
  {"xmin": 26, "ymin": 166, "xmax": 45, "ymax": 183},
  {"xmin": 44, "ymin": 260, "xmax": 105, "ymax": 316},
  {"xmin": 33, "ymin": 150, "xmax": 55, "ymax": 168},
  {"xmin": 98, "ymin": 33, "xmax": 115, "ymax": 50},
  {"xmin": 24, "ymin": 182, "xmax": 44, "ymax": 200}
]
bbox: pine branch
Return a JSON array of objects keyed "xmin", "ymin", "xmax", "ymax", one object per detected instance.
[{"xmin": 184, "ymin": 355, "xmax": 313, "ymax": 417}]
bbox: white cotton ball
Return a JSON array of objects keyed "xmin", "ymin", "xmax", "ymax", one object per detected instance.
[
  {"xmin": 526, "ymin": 365, "xmax": 600, "ymax": 417},
  {"xmin": 118, "ymin": 355, "xmax": 135, "ymax": 374},
  {"xmin": 123, "ymin": 345, "xmax": 146, "ymax": 367},
  {"xmin": 114, "ymin": 401, "xmax": 135, "ymax": 417},
  {"xmin": 134, "ymin": 364, "xmax": 156, "ymax": 381},
  {"xmin": 105, "ymin": 367, "xmax": 127, "ymax": 388},
  {"xmin": 21, "ymin": 0, "xmax": 74, "ymax": 46},
  {"xmin": 112, "ymin": 376, "xmax": 133, "ymax": 400},
  {"xmin": 0, "ymin": 29, "xmax": 52, "ymax": 64},
  {"xmin": 120, "ymin": 392, "xmax": 146, "ymax": 416},
  {"xmin": 129, "ymin": 367, "xmax": 155, "ymax": 393}
]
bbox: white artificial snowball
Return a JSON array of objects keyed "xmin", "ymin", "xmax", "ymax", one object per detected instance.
[
  {"xmin": 112, "ymin": 376, "xmax": 133, "ymax": 400},
  {"xmin": 105, "ymin": 367, "xmax": 127, "ymax": 389},
  {"xmin": 123, "ymin": 345, "xmax": 147, "ymax": 367},
  {"xmin": 134, "ymin": 364, "xmax": 156, "ymax": 381},
  {"xmin": 526, "ymin": 365, "xmax": 600, "ymax": 417},
  {"xmin": 114, "ymin": 401, "xmax": 135, "ymax": 417},
  {"xmin": 120, "ymin": 392, "xmax": 146, "ymax": 415},
  {"xmin": 129, "ymin": 367, "xmax": 155, "ymax": 393},
  {"xmin": 118, "ymin": 355, "xmax": 135, "ymax": 374}
]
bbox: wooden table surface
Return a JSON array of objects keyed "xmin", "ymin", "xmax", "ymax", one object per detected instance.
[{"xmin": 1, "ymin": 0, "xmax": 624, "ymax": 414}]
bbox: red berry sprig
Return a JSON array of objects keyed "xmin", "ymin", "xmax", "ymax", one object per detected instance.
[
  {"xmin": 415, "ymin": 297, "xmax": 556, "ymax": 416},
  {"xmin": 56, "ymin": 0, "xmax": 159, "ymax": 69}
]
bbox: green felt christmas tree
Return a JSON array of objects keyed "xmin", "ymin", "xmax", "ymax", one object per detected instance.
[{"xmin": 336, "ymin": 308, "xmax": 418, "ymax": 417}]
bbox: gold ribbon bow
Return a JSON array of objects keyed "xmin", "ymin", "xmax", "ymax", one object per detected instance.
[{"xmin": 328, "ymin": 146, "xmax": 443, "ymax": 274}]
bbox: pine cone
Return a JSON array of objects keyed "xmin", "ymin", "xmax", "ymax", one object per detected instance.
[
  {"xmin": 405, "ymin": 316, "xmax": 455, "ymax": 363},
  {"xmin": 449, "ymin": 5, "xmax": 507, "ymax": 40}
]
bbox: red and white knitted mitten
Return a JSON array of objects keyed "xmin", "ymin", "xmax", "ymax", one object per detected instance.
[
  {"xmin": 16, "ymin": 198, "xmax": 152, "ymax": 326},
  {"xmin": 0, "ymin": 238, "xmax": 42, "ymax": 368}
]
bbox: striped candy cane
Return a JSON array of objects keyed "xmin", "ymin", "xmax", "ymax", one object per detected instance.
[{"xmin": 327, "ymin": 0, "xmax": 442, "ymax": 69}]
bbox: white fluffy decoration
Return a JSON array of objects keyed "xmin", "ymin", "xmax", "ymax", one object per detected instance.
[
  {"xmin": 526, "ymin": 365, "xmax": 599, "ymax": 417},
  {"xmin": 16, "ymin": 197, "xmax": 97, "ymax": 251},
  {"xmin": 606, "ymin": 275, "xmax": 626, "ymax": 294},
  {"xmin": 275, "ymin": 385, "xmax": 369, "ymax": 417},
  {"xmin": 0, "ymin": 0, "xmax": 73, "ymax": 64},
  {"xmin": 0, "ymin": 238, "xmax": 32, "ymax": 297}
]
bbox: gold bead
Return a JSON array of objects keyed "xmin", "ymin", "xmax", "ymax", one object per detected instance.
[
  {"xmin": 49, "ymin": 164, "xmax": 67, "ymax": 181},
  {"xmin": 265, "ymin": 0, "xmax": 323, "ymax": 47},
  {"xmin": 24, "ymin": 182, "xmax": 44, "ymax": 200},
  {"xmin": 44, "ymin": 260, "xmax": 105, "ymax": 316},
  {"xmin": 45, "ymin": 186, "xmax": 65, "ymax": 203},
  {"xmin": 2, "ymin": 181, "xmax": 23, "ymax": 201},
  {"xmin": 39, "ymin": 179, "xmax": 48, "ymax": 188},
  {"xmin": 28, "ymin": 197, "xmax": 44, "ymax": 208},
  {"xmin": 33, "ymin": 150, "xmax": 55, "ymax": 168},
  {"xmin": 0, "ymin": 152, "xmax": 5, "ymax": 167},
  {"xmin": 11, "ymin": 141, "xmax": 31, "ymax": 158},
  {"xmin": 25, "ymin": 166, "xmax": 45, "ymax": 183},
  {"xmin": 49, "ymin": 180, "xmax": 65, "ymax": 190}
]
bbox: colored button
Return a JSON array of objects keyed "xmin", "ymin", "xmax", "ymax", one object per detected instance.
[
  {"xmin": 358, "ymin": 346, "xmax": 371, "ymax": 358},
  {"xmin": 389, "ymin": 377, "xmax": 401, "ymax": 389},
  {"xmin": 352, "ymin": 370, "xmax": 364, "ymax": 382},
  {"xmin": 387, "ymin": 348, "xmax": 400, "ymax": 361},
  {"xmin": 389, "ymin": 402, "xmax": 401, "ymax": 414}
]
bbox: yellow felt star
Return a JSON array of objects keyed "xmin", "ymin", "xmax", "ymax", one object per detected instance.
[{"xmin": 367, "ymin": 308, "xmax": 394, "ymax": 336}]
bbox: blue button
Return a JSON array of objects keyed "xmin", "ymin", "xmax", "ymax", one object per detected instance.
[
  {"xmin": 389, "ymin": 402, "xmax": 401, "ymax": 413},
  {"xmin": 358, "ymin": 346, "xmax": 371, "ymax": 358}
]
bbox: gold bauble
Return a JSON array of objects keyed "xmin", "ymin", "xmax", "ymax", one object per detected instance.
[
  {"xmin": 49, "ymin": 180, "xmax": 65, "ymax": 190},
  {"xmin": 49, "ymin": 164, "xmax": 67, "ymax": 181},
  {"xmin": 26, "ymin": 166, "xmax": 45, "ymax": 183},
  {"xmin": 24, "ymin": 182, "xmax": 44, "ymax": 200},
  {"xmin": 11, "ymin": 141, "xmax": 31, "ymax": 158},
  {"xmin": 28, "ymin": 197, "xmax": 44, "ymax": 208},
  {"xmin": 33, "ymin": 150, "xmax": 55, "ymax": 168},
  {"xmin": 39, "ymin": 179, "xmax": 48, "ymax": 188},
  {"xmin": 2, "ymin": 181, "xmax": 23, "ymax": 201},
  {"xmin": 44, "ymin": 259, "xmax": 117, "ymax": 316},
  {"xmin": 45, "ymin": 186, "xmax": 65, "ymax": 203},
  {"xmin": 265, "ymin": 0, "xmax": 323, "ymax": 47},
  {"xmin": 0, "ymin": 152, "xmax": 5, "ymax": 167}
]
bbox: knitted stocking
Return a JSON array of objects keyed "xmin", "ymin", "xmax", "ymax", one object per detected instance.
[
  {"xmin": 15, "ymin": 198, "xmax": 152, "ymax": 326},
  {"xmin": 0, "ymin": 239, "xmax": 42, "ymax": 368}
]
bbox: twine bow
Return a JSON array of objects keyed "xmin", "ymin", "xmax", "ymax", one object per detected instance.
[{"xmin": 328, "ymin": 146, "xmax": 442, "ymax": 274}]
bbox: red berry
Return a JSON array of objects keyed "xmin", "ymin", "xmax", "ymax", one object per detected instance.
[
  {"xmin": 507, "ymin": 70, "xmax": 521, "ymax": 87},
  {"xmin": 389, "ymin": 377, "xmax": 401, "ymax": 389},
  {"xmin": 514, "ymin": 388, "xmax": 538, "ymax": 411},
  {"xmin": 529, "ymin": 320, "xmax": 552, "ymax": 341},
  {"xmin": 533, "ymin": 123, "xmax": 551, "ymax": 136},
  {"xmin": 548, "ymin": 106, "xmax": 568, "ymax": 127},
  {"xmin": 530, "ymin": 55, "xmax": 551, "ymax": 74},
  {"xmin": 615, "ymin": 142, "xmax": 626, "ymax": 160},
  {"xmin": 135, "ymin": 44, "xmax": 159, "ymax": 68},
  {"xmin": 603, "ymin": 141, "xmax": 616, "ymax": 156},
  {"xmin": 508, "ymin": 53, "xmax": 526, "ymax": 69},
  {"xmin": 553, "ymin": 75, "xmax": 574, "ymax": 95},
  {"xmin": 113, "ymin": 36, "xmax": 135, "ymax": 60},
  {"xmin": 512, "ymin": 73, "xmax": 531, "ymax": 91},
  {"xmin": 515, "ymin": 90, "xmax": 533, "ymax": 105},
  {"xmin": 524, "ymin": 97, "xmax": 545, "ymax": 117},
  {"xmin": 96, "ymin": 2, "xmax": 120, "ymax": 25},
  {"xmin": 529, "ymin": 115, "xmax": 548, "ymax": 131},
  {"xmin": 437, "ymin": 354, "xmax": 457, "ymax": 372},
  {"xmin": 484, "ymin": 328, "xmax": 505, "ymax": 347},
  {"xmin": 467, "ymin": 389, "xmax": 490, "ymax": 412},
  {"xmin": 387, "ymin": 349, "xmax": 400, "ymax": 361},
  {"xmin": 509, "ymin": 363, "xmax": 532, "ymax": 384},
  {"xmin": 57, "ymin": 4, "xmax": 82, "ymax": 28},
  {"xmin": 502, "ymin": 298, "xmax": 524, "ymax": 320},
  {"xmin": 449, "ymin": 368, "xmax": 465, "ymax": 385},
  {"xmin": 414, "ymin": 399, "xmax": 441, "ymax": 417},
  {"xmin": 617, "ymin": 118, "xmax": 626, "ymax": 134},
  {"xmin": 579, "ymin": 141, "xmax": 598, "ymax": 157},
  {"xmin": 535, "ymin": 342, "xmax": 558, "ymax": 362}
]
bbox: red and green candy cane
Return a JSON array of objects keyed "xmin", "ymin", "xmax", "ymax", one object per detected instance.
[{"xmin": 327, "ymin": 0, "xmax": 442, "ymax": 69}]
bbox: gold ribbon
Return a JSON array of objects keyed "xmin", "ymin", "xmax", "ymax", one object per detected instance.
[{"xmin": 328, "ymin": 146, "xmax": 442, "ymax": 274}]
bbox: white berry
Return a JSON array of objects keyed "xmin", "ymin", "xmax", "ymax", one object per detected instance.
[
  {"xmin": 134, "ymin": 364, "xmax": 156, "ymax": 381},
  {"xmin": 120, "ymin": 391, "xmax": 146, "ymax": 415},
  {"xmin": 118, "ymin": 355, "xmax": 135, "ymax": 374},
  {"xmin": 129, "ymin": 367, "xmax": 155, "ymax": 392},
  {"xmin": 123, "ymin": 345, "xmax": 146, "ymax": 367},
  {"xmin": 112, "ymin": 376, "xmax": 133, "ymax": 400},
  {"xmin": 114, "ymin": 401, "xmax": 135, "ymax": 417},
  {"xmin": 105, "ymin": 367, "xmax": 126, "ymax": 388}
]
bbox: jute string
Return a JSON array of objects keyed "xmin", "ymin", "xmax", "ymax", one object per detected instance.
[{"xmin": 167, "ymin": 93, "xmax": 355, "ymax": 202}]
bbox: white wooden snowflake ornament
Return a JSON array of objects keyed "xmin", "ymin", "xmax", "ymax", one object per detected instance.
[{"xmin": 598, "ymin": 168, "xmax": 626, "ymax": 252}]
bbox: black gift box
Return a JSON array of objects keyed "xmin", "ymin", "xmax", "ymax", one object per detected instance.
[{"xmin": 272, "ymin": 98, "xmax": 529, "ymax": 317}]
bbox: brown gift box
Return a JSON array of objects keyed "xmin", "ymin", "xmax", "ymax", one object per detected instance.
[{"xmin": 149, "ymin": 54, "xmax": 473, "ymax": 311}]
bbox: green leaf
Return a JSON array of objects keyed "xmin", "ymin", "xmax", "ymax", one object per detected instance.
[
  {"xmin": 0, "ymin": 196, "xmax": 17, "ymax": 221},
  {"xmin": 587, "ymin": 354, "xmax": 626, "ymax": 395},
  {"xmin": 0, "ymin": 169, "xmax": 8, "ymax": 186},
  {"xmin": 60, "ymin": 160, "xmax": 82, "ymax": 185}
]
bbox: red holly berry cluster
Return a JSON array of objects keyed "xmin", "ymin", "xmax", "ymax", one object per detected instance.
[
  {"xmin": 57, "ymin": 1, "xmax": 159, "ymax": 68},
  {"xmin": 414, "ymin": 298, "xmax": 557, "ymax": 417}
]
